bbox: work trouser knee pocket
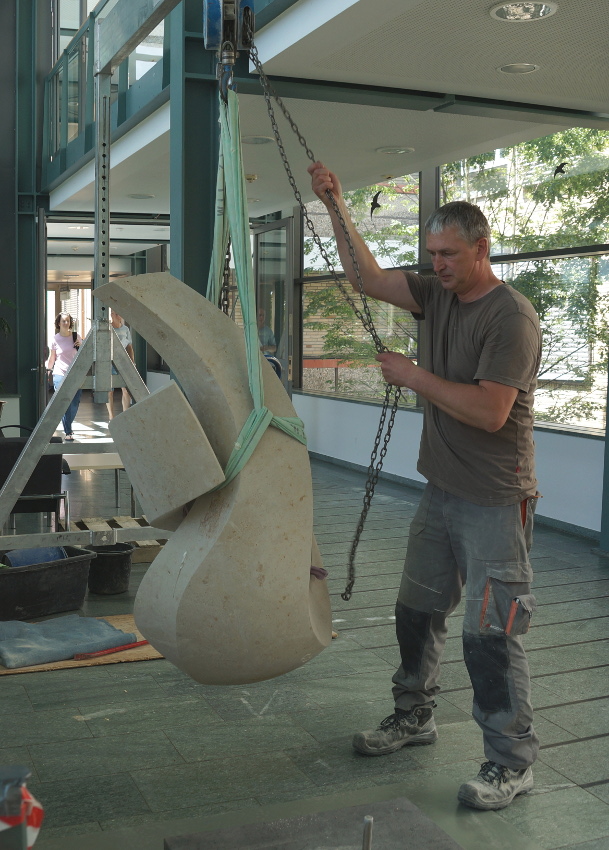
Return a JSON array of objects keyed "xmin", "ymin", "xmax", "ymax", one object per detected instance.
[{"xmin": 476, "ymin": 577, "xmax": 536, "ymax": 638}]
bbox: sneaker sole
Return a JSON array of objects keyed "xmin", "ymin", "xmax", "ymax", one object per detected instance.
[
  {"xmin": 457, "ymin": 775, "xmax": 534, "ymax": 810},
  {"xmin": 352, "ymin": 728, "xmax": 438, "ymax": 756}
]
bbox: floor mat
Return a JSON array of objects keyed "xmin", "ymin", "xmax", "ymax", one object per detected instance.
[{"xmin": 0, "ymin": 614, "xmax": 163, "ymax": 675}]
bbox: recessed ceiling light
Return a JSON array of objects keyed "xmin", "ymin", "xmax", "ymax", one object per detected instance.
[
  {"xmin": 247, "ymin": 198, "xmax": 260, "ymax": 203},
  {"xmin": 490, "ymin": 3, "xmax": 557, "ymax": 22},
  {"xmin": 499, "ymin": 63, "xmax": 540, "ymax": 73},
  {"xmin": 68, "ymin": 225, "xmax": 90, "ymax": 230},
  {"xmin": 127, "ymin": 193, "xmax": 155, "ymax": 199},
  {"xmin": 375, "ymin": 146, "xmax": 415, "ymax": 155},
  {"xmin": 241, "ymin": 136, "xmax": 274, "ymax": 145}
]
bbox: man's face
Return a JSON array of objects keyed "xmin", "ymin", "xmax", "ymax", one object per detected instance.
[
  {"xmin": 426, "ymin": 226, "xmax": 487, "ymax": 297},
  {"xmin": 111, "ymin": 311, "xmax": 124, "ymax": 327}
]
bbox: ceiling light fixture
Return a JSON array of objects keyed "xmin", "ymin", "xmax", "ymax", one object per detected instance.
[
  {"xmin": 68, "ymin": 225, "xmax": 90, "ymax": 230},
  {"xmin": 490, "ymin": 2, "xmax": 557, "ymax": 22},
  {"xmin": 127, "ymin": 193, "xmax": 155, "ymax": 199},
  {"xmin": 375, "ymin": 146, "xmax": 415, "ymax": 155},
  {"xmin": 499, "ymin": 62, "xmax": 540, "ymax": 73}
]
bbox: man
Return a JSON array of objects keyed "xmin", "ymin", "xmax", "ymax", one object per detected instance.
[
  {"xmin": 107, "ymin": 310, "xmax": 135, "ymax": 420},
  {"xmin": 309, "ymin": 162, "xmax": 541, "ymax": 811},
  {"xmin": 257, "ymin": 307, "xmax": 276, "ymax": 354}
]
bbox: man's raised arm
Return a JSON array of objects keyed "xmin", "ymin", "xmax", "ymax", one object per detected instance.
[{"xmin": 308, "ymin": 162, "xmax": 421, "ymax": 314}]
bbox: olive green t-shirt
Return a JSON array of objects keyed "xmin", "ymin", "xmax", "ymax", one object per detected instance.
[{"xmin": 404, "ymin": 272, "xmax": 541, "ymax": 506}]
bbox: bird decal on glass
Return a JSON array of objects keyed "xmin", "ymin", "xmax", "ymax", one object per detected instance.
[{"xmin": 370, "ymin": 190, "xmax": 382, "ymax": 219}]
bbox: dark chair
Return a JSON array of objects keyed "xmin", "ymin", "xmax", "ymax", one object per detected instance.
[
  {"xmin": 0, "ymin": 426, "xmax": 70, "ymax": 530},
  {"xmin": 263, "ymin": 355, "xmax": 282, "ymax": 378}
]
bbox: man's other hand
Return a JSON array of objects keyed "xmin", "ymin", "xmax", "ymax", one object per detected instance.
[{"xmin": 375, "ymin": 351, "xmax": 417, "ymax": 387}]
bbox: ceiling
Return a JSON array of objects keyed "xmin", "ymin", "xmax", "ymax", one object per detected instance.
[{"xmin": 48, "ymin": 0, "xmax": 609, "ymax": 253}]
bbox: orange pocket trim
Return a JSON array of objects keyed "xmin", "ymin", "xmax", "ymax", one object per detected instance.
[
  {"xmin": 505, "ymin": 598, "xmax": 519, "ymax": 636},
  {"xmin": 479, "ymin": 578, "xmax": 492, "ymax": 630}
]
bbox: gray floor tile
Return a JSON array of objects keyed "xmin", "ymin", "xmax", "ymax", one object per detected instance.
[
  {"xmin": 201, "ymin": 684, "xmax": 324, "ymax": 719},
  {"xmin": 29, "ymin": 730, "xmax": 186, "ymax": 781},
  {"xmin": 97, "ymin": 799, "xmax": 261, "ymax": 832},
  {"xmin": 537, "ymin": 696, "xmax": 609, "ymax": 737},
  {"xmin": 292, "ymin": 670, "xmax": 395, "ymax": 707},
  {"xmin": 532, "ymin": 667, "xmax": 609, "ymax": 700},
  {"xmin": 131, "ymin": 753, "xmax": 316, "ymax": 813},
  {"xmin": 81, "ymin": 695, "xmax": 223, "ymax": 736},
  {"xmin": 27, "ymin": 773, "xmax": 151, "ymax": 828},
  {"xmin": 1, "ymin": 707, "xmax": 94, "ymax": 747},
  {"xmin": 528, "ymin": 640, "xmax": 609, "ymax": 676},
  {"xmin": 585, "ymin": 782, "xmax": 609, "ymax": 804},
  {"xmin": 495, "ymin": 786, "xmax": 609, "ymax": 850},
  {"xmin": 25, "ymin": 675, "xmax": 167, "ymax": 710},
  {"xmin": 286, "ymin": 740, "xmax": 423, "ymax": 788},
  {"xmin": 0, "ymin": 747, "xmax": 39, "ymax": 781},
  {"xmin": 166, "ymin": 717, "xmax": 319, "ymax": 761},
  {"xmin": 538, "ymin": 737, "xmax": 609, "ymax": 785}
]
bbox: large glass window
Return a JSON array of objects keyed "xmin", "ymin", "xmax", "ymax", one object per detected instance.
[
  {"xmin": 442, "ymin": 129, "xmax": 609, "ymax": 253},
  {"xmin": 442, "ymin": 128, "xmax": 609, "ymax": 431},
  {"xmin": 302, "ymin": 175, "xmax": 419, "ymax": 404},
  {"xmin": 493, "ymin": 254, "xmax": 609, "ymax": 430}
]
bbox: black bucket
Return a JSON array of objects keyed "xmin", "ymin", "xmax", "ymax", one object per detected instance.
[
  {"xmin": 0, "ymin": 546, "xmax": 96, "ymax": 620},
  {"xmin": 87, "ymin": 543, "xmax": 135, "ymax": 595}
]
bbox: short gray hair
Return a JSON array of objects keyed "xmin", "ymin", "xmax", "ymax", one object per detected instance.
[{"xmin": 425, "ymin": 201, "xmax": 491, "ymax": 249}]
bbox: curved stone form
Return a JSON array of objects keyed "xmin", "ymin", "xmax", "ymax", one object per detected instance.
[{"xmin": 95, "ymin": 272, "xmax": 332, "ymax": 685}]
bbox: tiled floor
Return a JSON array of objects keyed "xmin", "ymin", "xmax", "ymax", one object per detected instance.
[{"xmin": 2, "ymin": 395, "xmax": 609, "ymax": 850}]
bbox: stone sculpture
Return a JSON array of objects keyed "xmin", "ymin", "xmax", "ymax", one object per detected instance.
[{"xmin": 95, "ymin": 272, "xmax": 332, "ymax": 684}]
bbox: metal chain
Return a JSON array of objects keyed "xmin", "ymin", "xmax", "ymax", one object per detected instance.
[
  {"xmin": 247, "ymin": 36, "xmax": 401, "ymax": 600},
  {"xmin": 220, "ymin": 237, "xmax": 232, "ymax": 315}
]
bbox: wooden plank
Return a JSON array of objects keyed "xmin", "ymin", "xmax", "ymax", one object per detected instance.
[
  {"xmin": 79, "ymin": 516, "xmax": 113, "ymax": 531},
  {"xmin": 74, "ymin": 516, "xmax": 166, "ymax": 563},
  {"xmin": 111, "ymin": 515, "xmax": 165, "ymax": 563},
  {"xmin": 111, "ymin": 515, "xmax": 160, "ymax": 547}
]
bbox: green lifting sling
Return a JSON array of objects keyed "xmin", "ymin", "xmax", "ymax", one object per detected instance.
[{"xmin": 207, "ymin": 90, "xmax": 306, "ymax": 489}]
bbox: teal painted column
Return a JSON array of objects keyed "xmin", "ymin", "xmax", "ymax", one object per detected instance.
[
  {"xmin": 15, "ymin": 2, "xmax": 51, "ymax": 426},
  {"xmin": 0, "ymin": 2, "xmax": 18, "ymax": 400},
  {"xmin": 168, "ymin": 0, "xmax": 219, "ymax": 296}
]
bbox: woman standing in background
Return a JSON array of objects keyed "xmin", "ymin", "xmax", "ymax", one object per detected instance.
[{"xmin": 45, "ymin": 312, "xmax": 83, "ymax": 441}]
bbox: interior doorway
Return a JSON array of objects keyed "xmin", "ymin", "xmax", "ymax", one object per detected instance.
[{"xmin": 254, "ymin": 219, "xmax": 294, "ymax": 393}]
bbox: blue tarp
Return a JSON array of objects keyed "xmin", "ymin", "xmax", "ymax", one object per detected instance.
[{"xmin": 0, "ymin": 615, "xmax": 137, "ymax": 669}]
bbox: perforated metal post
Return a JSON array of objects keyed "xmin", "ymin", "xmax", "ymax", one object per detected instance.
[{"xmin": 362, "ymin": 815, "xmax": 374, "ymax": 850}]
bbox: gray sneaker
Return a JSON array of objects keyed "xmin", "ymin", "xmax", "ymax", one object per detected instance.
[
  {"xmin": 352, "ymin": 706, "xmax": 438, "ymax": 755},
  {"xmin": 458, "ymin": 761, "xmax": 534, "ymax": 810}
]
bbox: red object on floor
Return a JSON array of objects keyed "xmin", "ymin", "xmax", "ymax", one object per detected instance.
[
  {"xmin": 0, "ymin": 787, "xmax": 44, "ymax": 848},
  {"xmin": 74, "ymin": 639, "xmax": 148, "ymax": 660}
]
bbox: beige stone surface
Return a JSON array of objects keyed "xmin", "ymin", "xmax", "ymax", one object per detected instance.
[
  {"xmin": 109, "ymin": 381, "xmax": 225, "ymax": 528},
  {"xmin": 95, "ymin": 273, "xmax": 332, "ymax": 685}
]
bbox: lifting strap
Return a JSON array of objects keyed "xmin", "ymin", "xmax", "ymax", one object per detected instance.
[{"xmin": 207, "ymin": 89, "xmax": 306, "ymax": 490}]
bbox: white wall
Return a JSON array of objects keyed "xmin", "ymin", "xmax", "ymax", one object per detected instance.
[{"xmin": 293, "ymin": 393, "xmax": 604, "ymax": 535}]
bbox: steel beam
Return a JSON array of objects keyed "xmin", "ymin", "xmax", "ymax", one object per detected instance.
[{"xmin": 96, "ymin": 0, "xmax": 183, "ymax": 75}]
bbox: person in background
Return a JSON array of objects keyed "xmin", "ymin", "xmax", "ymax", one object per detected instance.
[
  {"xmin": 45, "ymin": 312, "xmax": 83, "ymax": 442},
  {"xmin": 107, "ymin": 310, "xmax": 135, "ymax": 420},
  {"xmin": 257, "ymin": 307, "xmax": 276, "ymax": 354}
]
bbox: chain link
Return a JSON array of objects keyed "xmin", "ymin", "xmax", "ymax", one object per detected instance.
[
  {"xmin": 220, "ymin": 237, "xmax": 232, "ymax": 315},
  {"xmin": 247, "ymin": 35, "xmax": 402, "ymax": 600}
]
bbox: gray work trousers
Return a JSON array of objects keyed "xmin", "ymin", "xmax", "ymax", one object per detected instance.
[{"xmin": 392, "ymin": 483, "xmax": 539, "ymax": 770}]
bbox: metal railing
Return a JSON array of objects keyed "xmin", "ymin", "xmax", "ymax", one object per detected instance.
[{"xmin": 42, "ymin": 2, "xmax": 165, "ymax": 188}]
